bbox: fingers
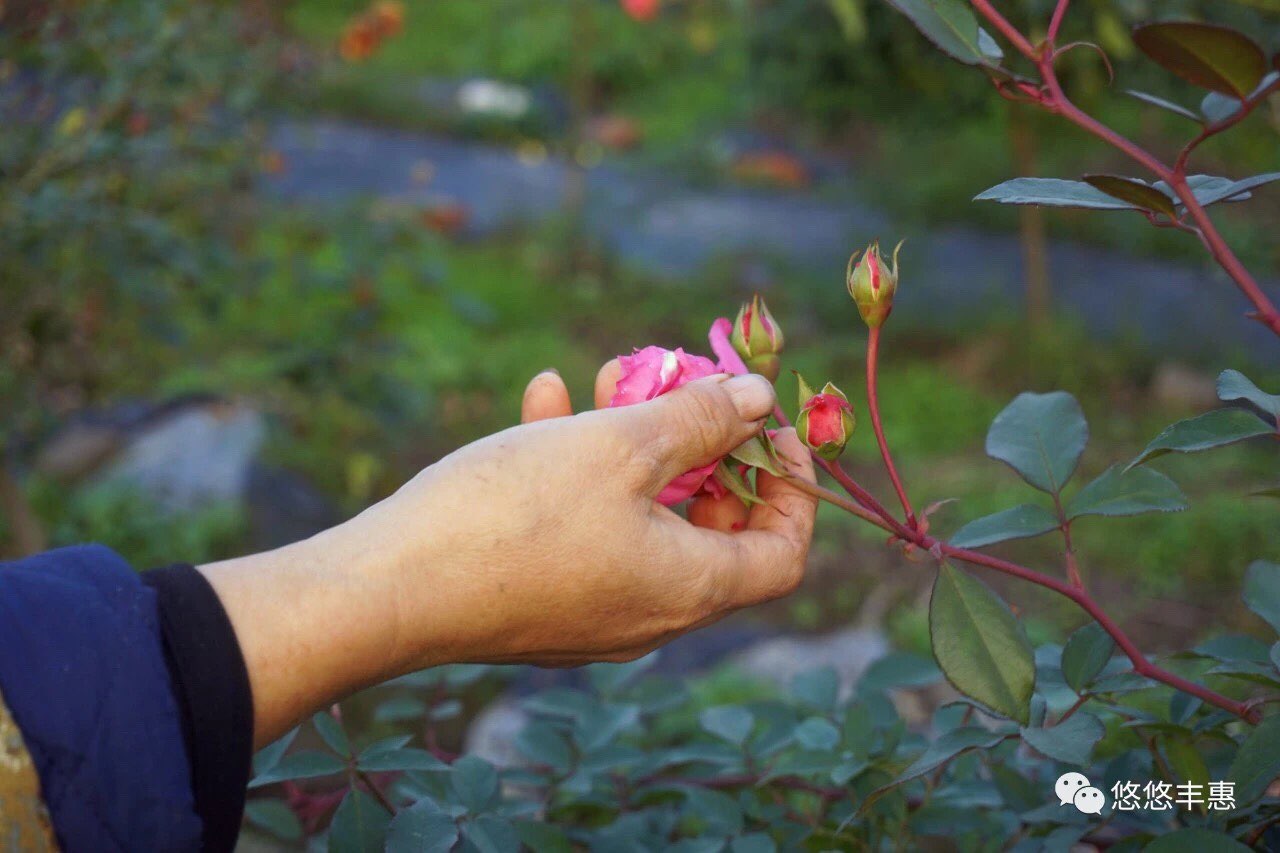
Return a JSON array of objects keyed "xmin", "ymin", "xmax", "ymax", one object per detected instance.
[
  {"xmin": 522, "ymin": 358, "xmax": 621, "ymax": 423},
  {"xmin": 624, "ymin": 374, "xmax": 776, "ymax": 493},
  {"xmin": 666, "ymin": 429, "xmax": 817, "ymax": 610},
  {"xmin": 687, "ymin": 491, "xmax": 749, "ymax": 532},
  {"xmin": 747, "ymin": 427, "xmax": 818, "ymax": 547},
  {"xmin": 521, "ymin": 370, "xmax": 572, "ymax": 423},
  {"xmin": 594, "ymin": 358, "xmax": 622, "ymax": 409}
]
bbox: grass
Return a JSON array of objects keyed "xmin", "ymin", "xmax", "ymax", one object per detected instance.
[{"xmin": 281, "ymin": 1, "xmax": 749, "ymax": 149}]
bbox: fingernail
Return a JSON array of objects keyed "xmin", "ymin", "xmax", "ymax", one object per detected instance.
[
  {"xmin": 724, "ymin": 374, "xmax": 775, "ymax": 420},
  {"xmin": 538, "ymin": 367, "xmax": 560, "ymax": 377}
]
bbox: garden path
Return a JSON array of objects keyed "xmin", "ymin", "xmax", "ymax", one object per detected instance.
[{"xmin": 267, "ymin": 119, "xmax": 1278, "ymax": 361}]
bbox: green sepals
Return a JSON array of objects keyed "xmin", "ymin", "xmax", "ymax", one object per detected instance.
[{"xmin": 713, "ymin": 462, "xmax": 766, "ymax": 508}]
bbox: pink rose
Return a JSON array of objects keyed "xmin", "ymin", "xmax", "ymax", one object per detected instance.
[{"xmin": 610, "ymin": 345, "xmax": 724, "ymax": 505}]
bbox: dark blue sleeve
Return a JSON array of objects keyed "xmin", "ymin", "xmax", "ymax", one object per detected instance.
[{"xmin": 0, "ymin": 545, "xmax": 202, "ymax": 852}]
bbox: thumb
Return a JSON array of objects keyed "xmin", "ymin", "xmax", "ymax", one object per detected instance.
[{"xmin": 625, "ymin": 374, "xmax": 776, "ymax": 491}]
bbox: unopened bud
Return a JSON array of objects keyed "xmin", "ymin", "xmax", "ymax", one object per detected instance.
[
  {"xmin": 794, "ymin": 373, "xmax": 855, "ymax": 461},
  {"xmin": 730, "ymin": 294, "xmax": 784, "ymax": 381},
  {"xmin": 847, "ymin": 240, "xmax": 902, "ymax": 329}
]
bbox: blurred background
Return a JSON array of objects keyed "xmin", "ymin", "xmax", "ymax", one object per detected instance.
[{"xmin": 1, "ymin": 0, "xmax": 1278, "ymax": 748}]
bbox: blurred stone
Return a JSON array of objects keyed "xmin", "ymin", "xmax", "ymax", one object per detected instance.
[
  {"xmin": 456, "ymin": 79, "xmax": 531, "ymax": 120},
  {"xmin": 34, "ymin": 424, "xmax": 123, "ymax": 482},
  {"xmin": 245, "ymin": 464, "xmax": 341, "ymax": 551},
  {"xmin": 1151, "ymin": 362, "xmax": 1218, "ymax": 410},
  {"xmin": 727, "ymin": 626, "xmax": 889, "ymax": 699},
  {"xmin": 464, "ymin": 699, "xmax": 527, "ymax": 768},
  {"xmin": 96, "ymin": 401, "xmax": 265, "ymax": 513}
]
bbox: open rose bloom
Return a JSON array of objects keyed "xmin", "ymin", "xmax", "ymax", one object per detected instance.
[{"xmin": 609, "ymin": 345, "xmax": 729, "ymax": 505}]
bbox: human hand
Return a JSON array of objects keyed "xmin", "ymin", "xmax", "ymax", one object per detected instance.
[
  {"xmin": 369, "ymin": 367, "xmax": 817, "ymax": 669},
  {"xmin": 202, "ymin": 367, "xmax": 816, "ymax": 746},
  {"xmin": 521, "ymin": 360, "xmax": 777, "ymax": 533}
]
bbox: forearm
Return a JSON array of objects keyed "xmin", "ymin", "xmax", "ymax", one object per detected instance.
[{"xmin": 199, "ymin": 511, "xmax": 416, "ymax": 749}]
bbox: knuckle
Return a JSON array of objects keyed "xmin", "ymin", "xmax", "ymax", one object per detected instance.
[{"xmin": 674, "ymin": 385, "xmax": 729, "ymax": 456}]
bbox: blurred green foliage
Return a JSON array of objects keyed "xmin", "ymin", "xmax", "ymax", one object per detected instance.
[{"xmin": 0, "ymin": 0, "xmax": 275, "ymax": 442}]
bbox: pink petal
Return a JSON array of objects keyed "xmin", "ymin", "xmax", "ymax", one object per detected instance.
[
  {"xmin": 656, "ymin": 461, "xmax": 717, "ymax": 506},
  {"xmin": 708, "ymin": 318, "xmax": 748, "ymax": 375}
]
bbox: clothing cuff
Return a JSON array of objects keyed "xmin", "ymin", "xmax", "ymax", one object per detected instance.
[{"xmin": 143, "ymin": 563, "xmax": 254, "ymax": 852}]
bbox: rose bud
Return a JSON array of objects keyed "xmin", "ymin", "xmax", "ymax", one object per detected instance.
[
  {"xmin": 729, "ymin": 294, "xmax": 784, "ymax": 381},
  {"xmin": 794, "ymin": 373, "xmax": 855, "ymax": 461},
  {"xmin": 846, "ymin": 239, "xmax": 903, "ymax": 329}
]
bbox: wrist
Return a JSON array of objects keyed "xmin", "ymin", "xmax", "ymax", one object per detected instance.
[{"xmin": 198, "ymin": 509, "xmax": 418, "ymax": 746}]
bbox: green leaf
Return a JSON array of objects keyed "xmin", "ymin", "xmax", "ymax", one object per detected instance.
[
  {"xmin": 248, "ymin": 750, "xmax": 346, "ymax": 788},
  {"xmin": 1218, "ymin": 369, "xmax": 1280, "ymax": 418},
  {"xmin": 682, "ymin": 787, "xmax": 745, "ymax": 835},
  {"xmin": 358, "ymin": 735, "xmax": 412, "ymax": 759},
  {"xmin": 865, "ymin": 726, "xmax": 1011, "ymax": 807},
  {"xmin": 1189, "ymin": 172, "xmax": 1280, "ymax": 207},
  {"xmin": 252, "ymin": 727, "xmax": 299, "ymax": 778},
  {"xmin": 1201, "ymin": 91, "xmax": 1242, "ymax": 123},
  {"xmin": 1229, "ymin": 714, "xmax": 1280, "ymax": 804},
  {"xmin": 464, "ymin": 815, "xmax": 519, "ymax": 853},
  {"xmin": 516, "ymin": 722, "xmax": 574, "ymax": 773},
  {"xmin": 950, "ymin": 504, "xmax": 1059, "ymax": 548},
  {"xmin": 858, "ymin": 651, "xmax": 942, "ymax": 693},
  {"xmin": 386, "ymin": 801, "xmax": 458, "ymax": 853},
  {"xmin": 312, "ymin": 711, "xmax": 349, "ymax": 756},
  {"xmin": 1061, "ymin": 622, "xmax": 1115, "ymax": 693},
  {"xmin": 1082, "ymin": 175, "xmax": 1178, "ymax": 218},
  {"xmin": 327, "ymin": 788, "xmax": 390, "ymax": 853},
  {"xmin": 794, "ymin": 717, "xmax": 841, "ymax": 751},
  {"xmin": 244, "ymin": 799, "xmax": 302, "ymax": 841},
  {"xmin": 729, "ymin": 435, "xmax": 786, "ymax": 478},
  {"xmin": 1125, "ymin": 89, "xmax": 1201, "ymax": 121},
  {"xmin": 373, "ymin": 697, "xmax": 427, "ymax": 724},
  {"xmin": 930, "ymin": 563, "xmax": 1035, "ymax": 724},
  {"xmin": 1144, "ymin": 828, "xmax": 1252, "ymax": 852},
  {"xmin": 587, "ymin": 652, "xmax": 658, "ymax": 695},
  {"xmin": 975, "ymin": 178, "xmax": 1141, "ymax": 210},
  {"xmin": 700, "ymin": 705, "xmax": 754, "ymax": 746},
  {"xmin": 1244, "ymin": 561, "xmax": 1280, "ymax": 634},
  {"xmin": 792, "ymin": 667, "xmax": 839, "ymax": 712},
  {"xmin": 883, "ymin": 0, "xmax": 1002, "ymax": 66},
  {"xmin": 713, "ymin": 462, "xmax": 766, "ymax": 508},
  {"xmin": 1127, "ymin": 408, "xmax": 1273, "ymax": 469},
  {"xmin": 357, "ymin": 747, "xmax": 448, "ymax": 773},
  {"xmin": 573, "ymin": 702, "xmax": 639, "ymax": 751},
  {"xmin": 514, "ymin": 819, "xmax": 572, "ymax": 853},
  {"xmin": 731, "ymin": 834, "xmax": 778, "ymax": 853},
  {"xmin": 1163, "ymin": 735, "xmax": 1209, "ymax": 786},
  {"xmin": 450, "ymin": 755, "xmax": 500, "ymax": 813},
  {"xmin": 1132, "ymin": 22, "xmax": 1267, "ymax": 98},
  {"xmin": 986, "ymin": 391, "xmax": 1088, "ymax": 494},
  {"xmin": 1066, "ymin": 465, "xmax": 1188, "ymax": 519},
  {"xmin": 1021, "ymin": 712, "xmax": 1104, "ymax": 766},
  {"xmin": 1193, "ymin": 634, "xmax": 1272, "ymax": 663},
  {"xmin": 1252, "ymin": 484, "xmax": 1280, "ymax": 499}
]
